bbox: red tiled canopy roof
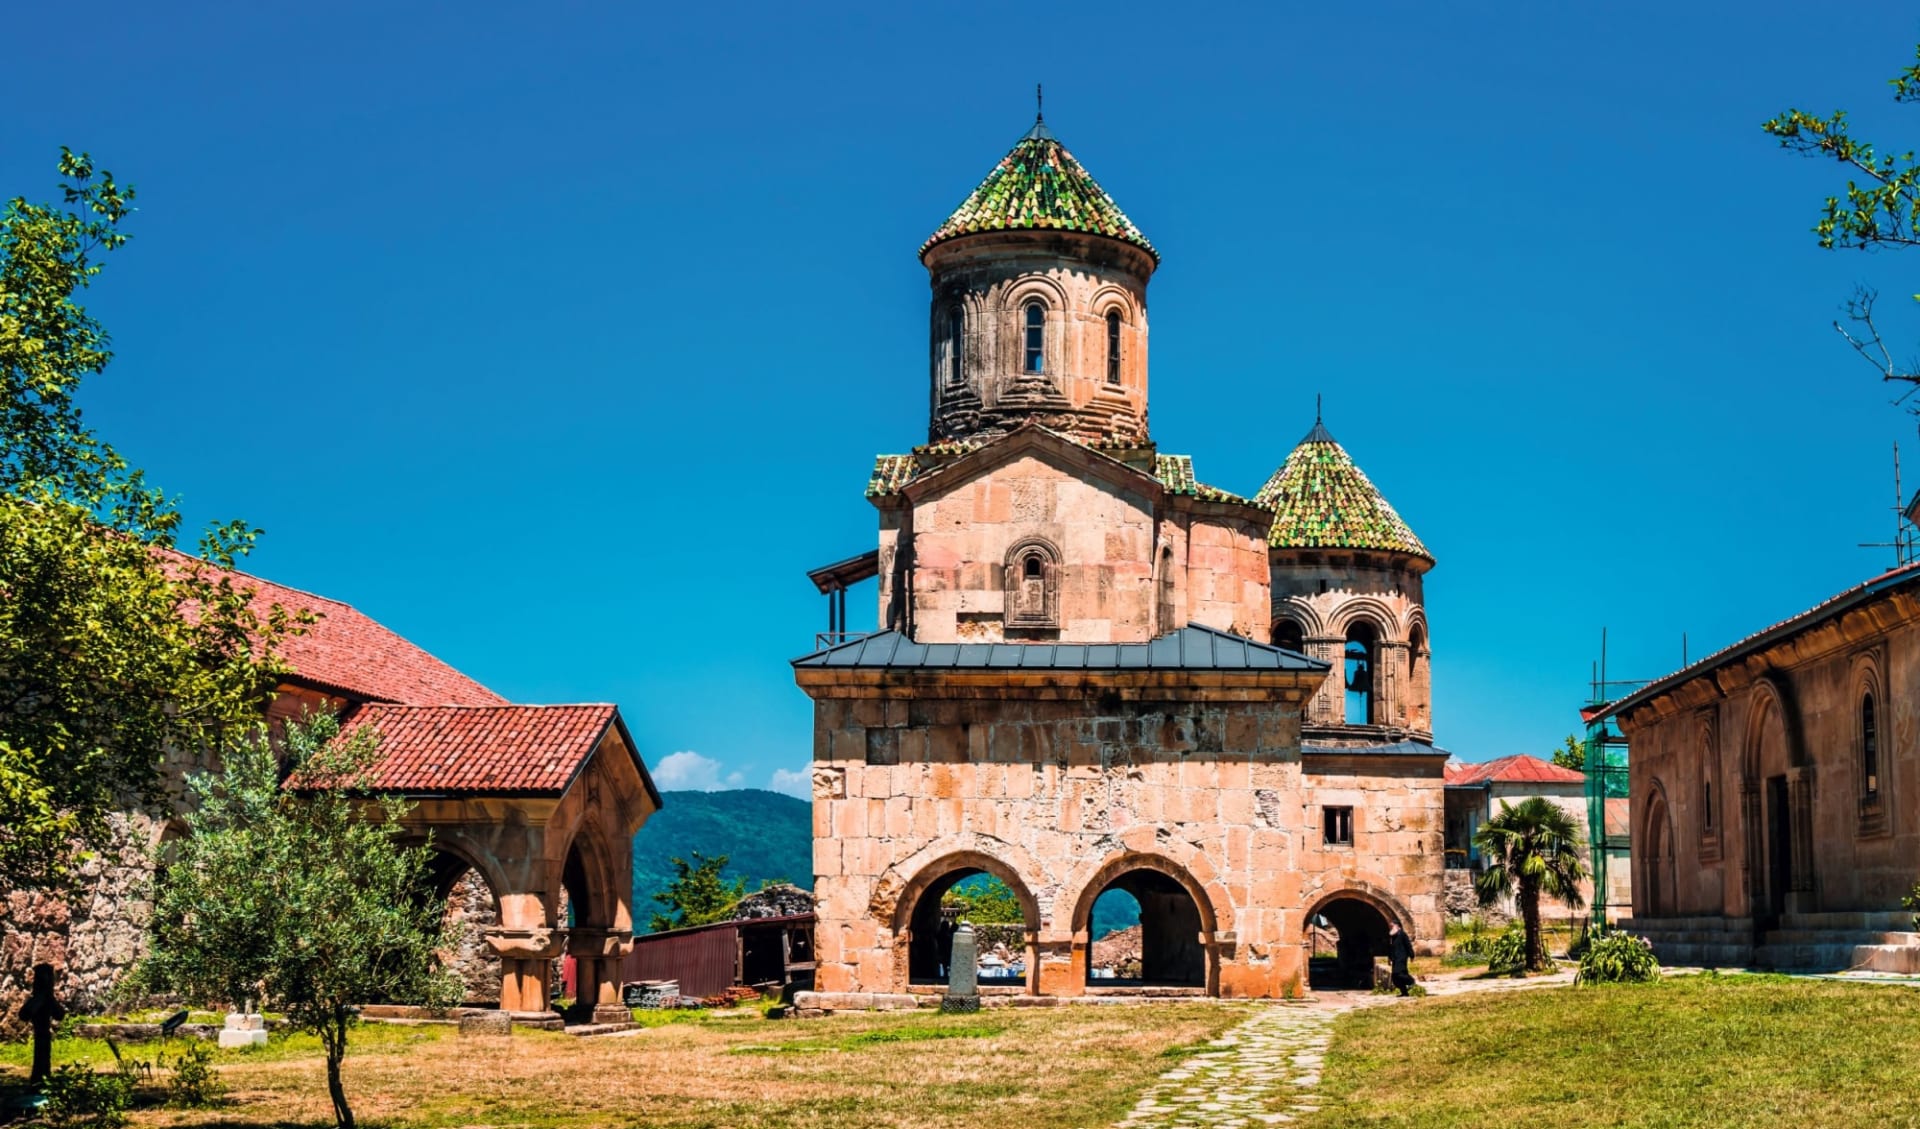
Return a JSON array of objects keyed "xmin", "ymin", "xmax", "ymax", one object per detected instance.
[
  {"xmin": 338, "ymin": 704, "xmax": 620, "ymax": 795},
  {"xmin": 162, "ymin": 548, "xmax": 503, "ymax": 706},
  {"xmin": 1445, "ymin": 754, "xmax": 1585, "ymax": 787}
]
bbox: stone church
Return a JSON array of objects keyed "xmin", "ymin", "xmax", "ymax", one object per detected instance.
[{"xmin": 794, "ymin": 112, "xmax": 1447, "ymax": 1001}]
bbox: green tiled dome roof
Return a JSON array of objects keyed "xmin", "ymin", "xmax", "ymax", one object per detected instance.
[
  {"xmin": 1255, "ymin": 421, "xmax": 1432, "ymax": 560},
  {"xmin": 921, "ymin": 119, "xmax": 1156, "ymax": 260}
]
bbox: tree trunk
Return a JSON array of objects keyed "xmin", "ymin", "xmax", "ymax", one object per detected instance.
[
  {"xmin": 1521, "ymin": 883, "xmax": 1543, "ymax": 973},
  {"xmin": 325, "ymin": 1013, "xmax": 354, "ymax": 1129}
]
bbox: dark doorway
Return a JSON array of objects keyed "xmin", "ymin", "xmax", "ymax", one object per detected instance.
[
  {"xmin": 1307, "ymin": 897, "xmax": 1393, "ymax": 990},
  {"xmin": 1084, "ymin": 869, "xmax": 1205, "ymax": 987},
  {"xmin": 1766, "ymin": 775, "xmax": 1791, "ymax": 921}
]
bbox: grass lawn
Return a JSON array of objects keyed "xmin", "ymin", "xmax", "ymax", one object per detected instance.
[
  {"xmin": 1, "ymin": 1003, "xmax": 1246, "ymax": 1128},
  {"xmin": 1302, "ymin": 973, "xmax": 1920, "ymax": 1128}
]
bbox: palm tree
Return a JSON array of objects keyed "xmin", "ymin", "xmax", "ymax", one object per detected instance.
[{"xmin": 1473, "ymin": 797, "xmax": 1589, "ymax": 972}]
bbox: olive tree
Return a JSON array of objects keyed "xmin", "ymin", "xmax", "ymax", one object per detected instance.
[{"xmin": 137, "ymin": 714, "xmax": 460, "ymax": 1129}]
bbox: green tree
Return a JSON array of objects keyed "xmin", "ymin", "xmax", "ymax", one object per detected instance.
[
  {"xmin": 1, "ymin": 149, "xmax": 289, "ymax": 891},
  {"xmin": 1549, "ymin": 734, "xmax": 1586, "ymax": 774},
  {"xmin": 942, "ymin": 874, "xmax": 1025, "ymax": 924},
  {"xmin": 648, "ymin": 852, "xmax": 746, "ymax": 932},
  {"xmin": 136, "ymin": 714, "xmax": 459, "ymax": 1129},
  {"xmin": 1473, "ymin": 797, "xmax": 1590, "ymax": 974},
  {"xmin": 1764, "ymin": 43, "xmax": 1920, "ymax": 392}
]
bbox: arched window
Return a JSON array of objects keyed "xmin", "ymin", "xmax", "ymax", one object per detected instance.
[
  {"xmin": 1023, "ymin": 301, "xmax": 1046, "ymax": 374},
  {"xmin": 947, "ymin": 306, "xmax": 965, "ymax": 386},
  {"xmin": 1863, "ymin": 692, "xmax": 1880, "ymax": 797},
  {"xmin": 1273, "ymin": 619, "xmax": 1304, "ymax": 653},
  {"xmin": 1105, "ymin": 310, "xmax": 1122, "ymax": 384},
  {"xmin": 1344, "ymin": 622, "xmax": 1378, "ymax": 726},
  {"xmin": 1005, "ymin": 538, "xmax": 1059, "ymax": 630}
]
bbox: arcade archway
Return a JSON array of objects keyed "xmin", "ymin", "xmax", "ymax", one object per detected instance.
[
  {"xmin": 1306, "ymin": 893, "xmax": 1403, "ymax": 991},
  {"xmin": 1082, "ymin": 868, "xmax": 1207, "ymax": 988}
]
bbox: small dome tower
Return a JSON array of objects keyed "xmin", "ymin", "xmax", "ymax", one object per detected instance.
[
  {"xmin": 1258, "ymin": 416, "xmax": 1435, "ymax": 743},
  {"xmin": 920, "ymin": 113, "xmax": 1157, "ymax": 446}
]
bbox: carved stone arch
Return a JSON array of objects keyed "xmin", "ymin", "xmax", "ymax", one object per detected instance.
[
  {"xmin": 1401, "ymin": 605, "xmax": 1429, "ymax": 647},
  {"xmin": 1087, "ymin": 283, "xmax": 1137, "ymax": 323},
  {"xmin": 1063, "ymin": 847, "xmax": 1228, "ymax": 995},
  {"xmin": 1272, "ymin": 595, "xmax": 1327, "ymax": 640},
  {"xmin": 1697, "ymin": 708, "xmax": 1723, "ymax": 854},
  {"xmin": 930, "ymin": 289, "xmax": 984, "ymax": 394},
  {"xmin": 1325, "ymin": 596, "xmax": 1401, "ymax": 645},
  {"xmin": 553, "ymin": 815, "xmax": 623, "ymax": 930},
  {"xmin": 1004, "ymin": 536, "xmax": 1062, "ymax": 630},
  {"xmin": 1742, "ymin": 674, "xmax": 1803, "ymax": 781},
  {"xmin": 1000, "ymin": 274, "xmax": 1071, "ymax": 314},
  {"xmin": 1057, "ymin": 827, "xmax": 1234, "ymax": 938},
  {"xmin": 1302, "ymin": 880, "xmax": 1414, "ymax": 937},
  {"xmin": 407, "ymin": 830, "xmax": 512, "ymax": 915},
  {"xmin": 875, "ymin": 834, "xmax": 1044, "ymax": 994}
]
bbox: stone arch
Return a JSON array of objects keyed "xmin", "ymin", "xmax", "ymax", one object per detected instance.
[
  {"xmin": 1697, "ymin": 711, "xmax": 1721, "ymax": 840},
  {"xmin": 1068, "ymin": 852, "xmax": 1222, "ymax": 992},
  {"xmin": 553, "ymin": 815, "xmax": 624, "ymax": 931},
  {"xmin": 407, "ymin": 833, "xmax": 511, "ymax": 915},
  {"xmin": 1303, "ymin": 883, "xmax": 1413, "ymax": 990},
  {"xmin": 884, "ymin": 845, "xmax": 1042, "ymax": 993},
  {"xmin": 1640, "ymin": 780, "xmax": 1677, "ymax": 918},
  {"xmin": 1849, "ymin": 650, "xmax": 1889, "ymax": 810},
  {"xmin": 1324, "ymin": 596, "xmax": 1402, "ymax": 645},
  {"xmin": 1087, "ymin": 282, "xmax": 1138, "ymax": 324},
  {"xmin": 1742, "ymin": 675, "xmax": 1802, "ymax": 782}
]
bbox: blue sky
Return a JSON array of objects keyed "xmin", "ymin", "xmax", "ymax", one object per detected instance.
[{"xmin": 7, "ymin": 2, "xmax": 1920, "ymax": 792}]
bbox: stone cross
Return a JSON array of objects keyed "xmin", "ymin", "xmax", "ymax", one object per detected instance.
[
  {"xmin": 19, "ymin": 963, "xmax": 65, "ymax": 1086},
  {"xmin": 942, "ymin": 922, "xmax": 980, "ymax": 1013}
]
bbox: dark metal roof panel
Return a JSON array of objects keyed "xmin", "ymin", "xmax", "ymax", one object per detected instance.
[{"xmin": 793, "ymin": 625, "xmax": 1329, "ymax": 672}]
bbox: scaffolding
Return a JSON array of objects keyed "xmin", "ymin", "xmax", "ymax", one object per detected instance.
[{"xmin": 1583, "ymin": 631, "xmax": 1643, "ymax": 928}]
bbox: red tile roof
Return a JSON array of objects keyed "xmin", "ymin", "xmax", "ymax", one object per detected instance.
[
  {"xmin": 162, "ymin": 548, "xmax": 504, "ymax": 706},
  {"xmin": 339, "ymin": 704, "xmax": 619, "ymax": 795},
  {"xmin": 1445, "ymin": 754, "xmax": 1585, "ymax": 787}
]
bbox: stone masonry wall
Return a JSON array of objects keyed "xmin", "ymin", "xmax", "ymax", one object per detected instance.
[{"xmin": 807, "ymin": 689, "xmax": 1444, "ymax": 1000}]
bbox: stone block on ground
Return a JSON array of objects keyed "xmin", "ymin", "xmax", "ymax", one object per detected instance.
[{"xmin": 458, "ymin": 1011, "xmax": 512, "ymax": 1037}]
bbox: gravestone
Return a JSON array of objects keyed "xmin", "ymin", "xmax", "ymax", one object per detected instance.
[
  {"xmin": 217, "ymin": 1010, "xmax": 269, "ymax": 1049},
  {"xmin": 459, "ymin": 1010, "xmax": 513, "ymax": 1037},
  {"xmin": 941, "ymin": 923, "xmax": 980, "ymax": 1013}
]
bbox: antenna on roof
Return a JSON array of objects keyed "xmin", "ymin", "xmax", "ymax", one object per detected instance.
[
  {"xmin": 1858, "ymin": 441, "xmax": 1917, "ymax": 568},
  {"xmin": 1036, "ymin": 83, "xmax": 1044, "ymax": 123}
]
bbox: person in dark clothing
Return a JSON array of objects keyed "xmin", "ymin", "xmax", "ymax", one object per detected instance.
[{"xmin": 1386, "ymin": 922, "xmax": 1416, "ymax": 997}]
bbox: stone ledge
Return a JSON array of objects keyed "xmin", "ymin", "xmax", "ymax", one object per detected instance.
[{"xmin": 789, "ymin": 992, "xmax": 926, "ymax": 1013}]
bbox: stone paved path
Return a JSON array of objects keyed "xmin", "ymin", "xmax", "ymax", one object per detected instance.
[{"xmin": 1114, "ymin": 1003, "xmax": 1341, "ymax": 1128}]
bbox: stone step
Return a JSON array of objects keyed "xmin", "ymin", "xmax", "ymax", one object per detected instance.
[
  {"xmin": 1753, "ymin": 942, "xmax": 1910, "ymax": 972},
  {"xmin": 1778, "ymin": 910, "xmax": 1912, "ymax": 932},
  {"xmin": 1855, "ymin": 945, "xmax": 1920, "ymax": 975},
  {"xmin": 1763, "ymin": 929, "xmax": 1920, "ymax": 947},
  {"xmin": 1645, "ymin": 941, "xmax": 1752, "ymax": 967},
  {"xmin": 1618, "ymin": 916, "xmax": 1753, "ymax": 935}
]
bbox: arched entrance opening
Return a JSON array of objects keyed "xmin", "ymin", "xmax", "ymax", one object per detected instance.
[
  {"xmin": 423, "ymin": 848, "xmax": 503, "ymax": 1006},
  {"xmin": 1083, "ymin": 869, "xmax": 1206, "ymax": 987},
  {"xmin": 1642, "ymin": 791, "xmax": 1676, "ymax": 918},
  {"xmin": 1306, "ymin": 895, "xmax": 1396, "ymax": 991},
  {"xmin": 902, "ymin": 868, "xmax": 1034, "ymax": 988}
]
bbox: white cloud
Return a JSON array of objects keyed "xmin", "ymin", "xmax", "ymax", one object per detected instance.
[
  {"xmin": 769, "ymin": 766, "xmax": 812, "ymax": 800},
  {"xmin": 651, "ymin": 751, "xmax": 744, "ymax": 791}
]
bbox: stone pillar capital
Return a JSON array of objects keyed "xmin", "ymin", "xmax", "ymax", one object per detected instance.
[
  {"xmin": 566, "ymin": 928, "xmax": 632, "ymax": 959},
  {"xmin": 484, "ymin": 926, "xmax": 569, "ymax": 960}
]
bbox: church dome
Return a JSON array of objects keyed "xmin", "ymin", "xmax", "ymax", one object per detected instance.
[
  {"xmin": 1256, "ymin": 419, "xmax": 1432, "ymax": 563},
  {"xmin": 920, "ymin": 118, "xmax": 1157, "ymax": 262}
]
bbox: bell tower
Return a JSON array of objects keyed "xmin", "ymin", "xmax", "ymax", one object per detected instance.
[{"xmin": 920, "ymin": 112, "xmax": 1158, "ymax": 447}]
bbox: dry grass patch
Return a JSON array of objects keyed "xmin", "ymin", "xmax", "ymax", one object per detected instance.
[
  {"xmin": 1301, "ymin": 973, "xmax": 1920, "ymax": 1129},
  {"xmin": 4, "ymin": 1003, "xmax": 1245, "ymax": 1128}
]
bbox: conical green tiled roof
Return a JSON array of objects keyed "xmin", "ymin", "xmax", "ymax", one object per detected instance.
[
  {"xmin": 1255, "ymin": 421, "xmax": 1431, "ymax": 560},
  {"xmin": 921, "ymin": 118, "xmax": 1156, "ymax": 260}
]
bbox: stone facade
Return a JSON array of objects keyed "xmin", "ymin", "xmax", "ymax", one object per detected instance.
[
  {"xmin": 1609, "ymin": 565, "xmax": 1920, "ymax": 970},
  {"xmin": 797, "ymin": 114, "xmax": 1450, "ymax": 1002}
]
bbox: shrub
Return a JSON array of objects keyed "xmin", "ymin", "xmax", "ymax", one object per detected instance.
[
  {"xmin": 1486, "ymin": 925, "xmax": 1553, "ymax": 977},
  {"xmin": 40, "ymin": 1062, "xmax": 136, "ymax": 1128},
  {"xmin": 1450, "ymin": 915, "xmax": 1494, "ymax": 957},
  {"xmin": 1576, "ymin": 931, "xmax": 1660, "ymax": 985},
  {"xmin": 160, "ymin": 1040, "xmax": 224, "ymax": 1108},
  {"xmin": 1902, "ymin": 881, "xmax": 1920, "ymax": 930}
]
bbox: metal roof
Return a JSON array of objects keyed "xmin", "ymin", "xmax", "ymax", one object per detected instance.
[
  {"xmin": 1303, "ymin": 739, "xmax": 1450, "ymax": 758},
  {"xmin": 792, "ymin": 625, "xmax": 1327, "ymax": 672}
]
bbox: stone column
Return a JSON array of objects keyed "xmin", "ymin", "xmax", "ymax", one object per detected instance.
[
  {"xmin": 567, "ymin": 928, "xmax": 634, "ymax": 1025},
  {"xmin": 1787, "ymin": 765, "xmax": 1817, "ymax": 912},
  {"xmin": 484, "ymin": 927, "xmax": 569, "ymax": 1023},
  {"xmin": 1036, "ymin": 929, "xmax": 1081, "ymax": 996}
]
